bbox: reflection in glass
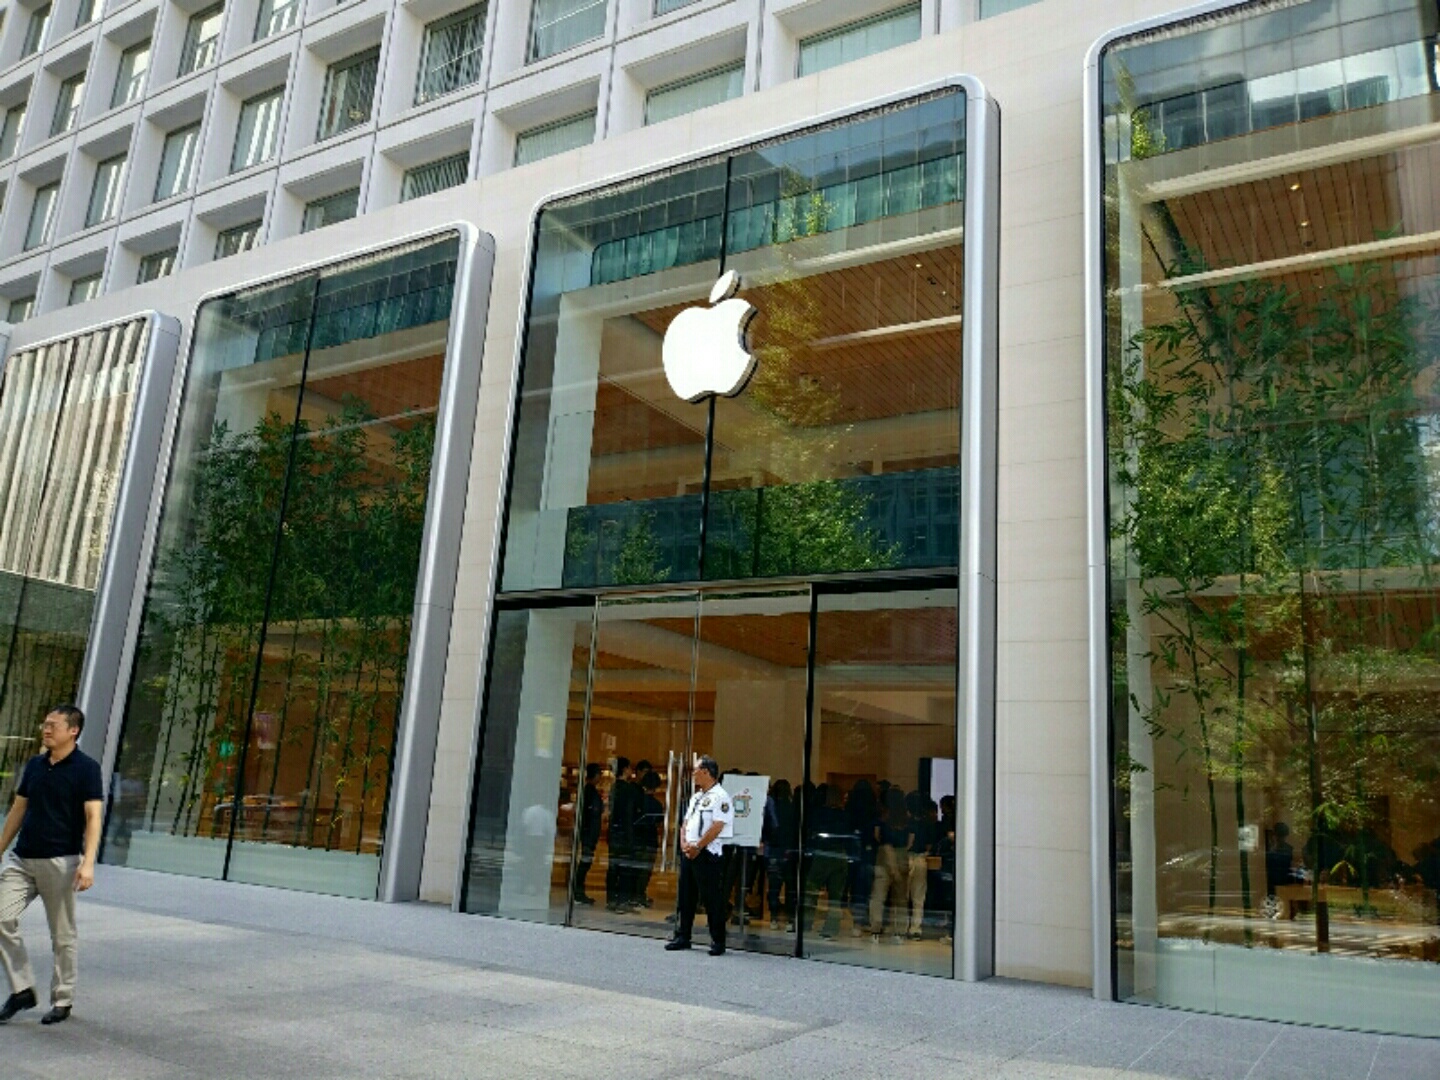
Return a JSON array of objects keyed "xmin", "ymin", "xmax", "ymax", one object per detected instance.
[
  {"xmin": 1104, "ymin": 0, "xmax": 1440, "ymax": 1035},
  {"xmin": 0, "ymin": 321, "xmax": 150, "ymax": 806},
  {"xmin": 104, "ymin": 238, "xmax": 460, "ymax": 897}
]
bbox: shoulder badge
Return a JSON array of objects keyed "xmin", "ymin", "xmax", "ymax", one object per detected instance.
[{"xmin": 720, "ymin": 802, "xmax": 730, "ymax": 813}]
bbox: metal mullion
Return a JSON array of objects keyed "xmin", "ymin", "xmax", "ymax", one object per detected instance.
[
  {"xmin": 795, "ymin": 584, "xmax": 817, "ymax": 960},
  {"xmin": 564, "ymin": 600, "xmax": 601, "ymax": 926}
]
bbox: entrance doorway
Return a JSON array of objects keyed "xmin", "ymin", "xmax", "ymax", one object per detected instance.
[{"xmin": 464, "ymin": 580, "xmax": 960, "ymax": 978}]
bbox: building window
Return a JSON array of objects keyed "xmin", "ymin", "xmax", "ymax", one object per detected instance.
[
  {"xmin": 74, "ymin": 0, "xmax": 95, "ymax": 27},
  {"xmin": 24, "ymin": 182, "xmax": 59, "ymax": 250},
  {"xmin": 0, "ymin": 105, "xmax": 25, "ymax": 161},
  {"xmin": 528, "ymin": 0, "xmax": 605, "ymax": 63},
  {"xmin": 399, "ymin": 152, "xmax": 468, "ymax": 201},
  {"xmin": 50, "ymin": 74, "xmax": 84, "ymax": 137},
  {"xmin": 67, "ymin": 272, "xmax": 101, "ymax": 305},
  {"xmin": 154, "ymin": 123, "xmax": 200, "ymax": 201},
  {"xmin": 416, "ymin": 5, "xmax": 485, "ymax": 105},
  {"xmin": 318, "ymin": 48, "xmax": 378, "ymax": 141},
  {"xmin": 20, "ymin": 5, "xmax": 50, "ymax": 58},
  {"xmin": 300, "ymin": 187, "xmax": 359, "ymax": 232},
  {"xmin": 214, "ymin": 219, "xmax": 261, "ymax": 259},
  {"xmin": 254, "ymin": 0, "xmax": 300, "ymax": 40},
  {"xmin": 514, "ymin": 111, "xmax": 594, "ymax": 166},
  {"xmin": 654, "ymin": 0, "xmax": 697, "ymax": 13},
  {"xmin": 797, "ymin": 4, "xmax": 920, "ymax": 77},
  {"xmin": 102, "ymin": 236, "xmax": 463, "ymax": 897},
  {"xmin": 136, "ymin": 247, "xmax": 177, "ymax": 283},
  {"xmin": 645, "ymin": 63, "xmax": 742, "ymax": 126},
  {"xmin": 231, "ymin": 89, "xmax": 283, "ymax": 173},
  {"xmin": 179, "ymin": 5, "xmax": 224, "ymax": 76},
  {"xmin": 6, "ymin": 295, "xmax": 35, "ymax": 322},
  {"xmin": 112, "ymin": 41, "xmax": 151, "ymax": 108},
  {"xmin": 86, "ymin": 153, "xmax": 125, "ymax": 227},
  {"xmin": 978, "ymin": 0, "xmax": 1040, "ymax": 14}
]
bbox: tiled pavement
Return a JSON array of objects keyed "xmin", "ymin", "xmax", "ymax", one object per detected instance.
[{"xmin": 0, "ymin": 867, "xmax": 1435, "ymax": 1079}]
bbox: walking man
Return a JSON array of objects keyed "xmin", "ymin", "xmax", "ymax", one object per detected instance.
[
  {"xmin": 665, "ymin": 756, "xmax": 732, "ymax": 957},
  {"xmin": 0, "ymin": 704, "xmax": 103, "ymax": 1025}
]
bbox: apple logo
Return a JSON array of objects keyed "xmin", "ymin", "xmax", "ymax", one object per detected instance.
[{"xmin": 661, "ymin": 270, "xmax": 758, "ymax": 403}]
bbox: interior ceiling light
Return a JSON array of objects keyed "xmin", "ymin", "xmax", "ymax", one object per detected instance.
[{"xmin": 1290, "ymin": 182, "xmax": 1301, "ymax": 191}]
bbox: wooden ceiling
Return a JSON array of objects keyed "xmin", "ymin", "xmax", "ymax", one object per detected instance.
[{"xmin": 301, "ymin": 353, "xmax": 445, "ymax": 429}]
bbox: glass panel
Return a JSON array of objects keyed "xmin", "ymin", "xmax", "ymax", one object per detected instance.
[
  {"xmin": 0, "ymin": 322, "xmax": 149, "ymax": 807},
  {"xmin": 214, "ymin": 220, "xmax": 261, "ymax": 260},
  {"xmin": 50, "ymin": 75, "xmax": 83, "ymax": 137},
  {"xmin": 415, "ymin": 4, "xmax": 485, "ymax": 105},
  {"xmin": 654, "ymin": 0, "xmax": 696, "ymax": 14},
  {"xmin": 86, "ymin": 154, "xmax": 126, "ymax": 227},
  {"xmin": 7, "ymin": 297, "xmax": 35, "ymax": 323},
  {"xmin": 1104, "ymin": 0, "xmax": 1440, "ymax": 1037},
  {"xmin": 21, "ymin": 5, "xmax": 49, "ymax": 58},
  {"xmin": 797, "ymin": 4, "xmax": 921, "ymax": 78},
  {"xmin": 106, "ymin": 236, "xmax": 462, "ymax": 895},
  {"xmin": 232, "ymin": 89, "xmax": 283, "ymax": 172},
  {"xmin": 803, "ymin": 585, "xmax": 958, "ymax": 976},
  {"xmin": 529, "ymin": 0, "xmax": 606, "ymax": 62},
  {"xmin": 645, "ymin": 63, "xmax": 743, "ymax": 127},
  {"xmin": 137, "ymin": 248, "xmax": 177, "ymax": 284},
  {"xmin": 978, "ymin": 0, "xmax": 1041, "ymax": 15},
  {"xmin": 461, "ymin": 602, "xmax": 595, "ymax": 922},
  {"xmin": 112, "ymin": 41, "xmax": 151, "ymax": 108},
  {"xmin": 319, "ymin": 49, "xmax": 378, "ymax": 140},
  {"xmin": 689, "ymin": 589, "xmax": 810, "ymax": 956},
  {"xmin": 0, "ymin": 106, "xmax": 25, "ymax": 161},
  {"xmin": 180, "ymin": 5, "xmax": 224, "ymax": 76},
  {"xmin": 400, "ymin": 152, "xmax": 468, "ymax": 201},
  {"xmin": 67, "ymin": 273, "xmax": 101, "ymax": 305},
  {"xmin": 225, "ymin": 239, "xmax": 458, "ymax": 896},
  {"xmin": 25, "ymin": 183, "xmax": 57, "ymax": 250},
  {"xmin": 513, "ymin": 111, "xmax": 594, "ymax": 166},
  {"xmin": 155, "ymin": 124, "xmax": 200, "ymax": 201},
  {"xmin": 254, "ymin": 0, "xmax": 300, "ymax": 40},
  {"xmin": 300, "ymin": 188, "xmax": 359, "ymax": 233},
  {"xmin": 569, "ymin": 593, "xmax": 698, "ymax": 938},
  {"xmin": 74, "ymin": 0, "xmax": 94, "ymax": 28}
]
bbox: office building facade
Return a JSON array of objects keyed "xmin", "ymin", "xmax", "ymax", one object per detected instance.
[{"xmin": 0, "ymin": 0, "xmax": 1438, "ymax": 1038}]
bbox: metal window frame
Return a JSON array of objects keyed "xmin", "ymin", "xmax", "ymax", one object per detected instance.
[
  {"xmin": 400, "ymin": 152, "xmax": 470, "ymax": 201},
  {"xmin": 795, "ymin": 2, "xmax": 923, "ymax": 78},
  {"xmin": 213, "ymin": 218, "xmax": 262, "ymax": 259},
  {"xmin": 231, "ymin": 88, "xmax": 284, "ymax": 174},
  {"xmin": 512, "ymin": 110, "xmax": 596, "ymax": 166},
  {"xmin": 452, "ymin": 75, "xmax": 1000, "ymax": 982},
  {"xmin": 50, "ymin": 74, "xmax": 84, "ymax": 137},
  {"xmin": 318, "ymin": 48, "xmax": 379, "ymax": 141},
  {"xmin": 24, "ymin": 182, "xmax": 58, "ymax": 250},
  {"xmin": 112, "ymin": 40, "xmax": 151, "ymax": 109},
  {"xmin": 154, "ymin": 123, "xmax": 200, "ymax": 201},
  {"xmin": 415, "ymin": 3, "xmax": 486, "ymax": 105},
  {"xmin": 643, "ymin": 61, "xmax": 745, "ymax": 126},
  {"xmin": 180, "ymin": 4, "xmax": 225, "ymax": 75},
  {"xmin": 86, "ymin": 153, "xmax": 126, "ymax": 228},
  {"xmin": 527, "ymin": 0, "xmax": 607, "ymax": 64},
  {"xmin": 300, "ymin": 186, "xmax": 361, "ymax": 232},
  {"xmin": 135, "ymin": 247, "xmax": 177, "ymax": 284},
  {"xmin": 21, "ymin": 4, "xmax": 50, "ymax": 57}
]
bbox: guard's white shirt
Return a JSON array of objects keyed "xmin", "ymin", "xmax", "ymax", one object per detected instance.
[{"xmin": 682, "ymin": 784, "xmax": 734, "ymax": 855}]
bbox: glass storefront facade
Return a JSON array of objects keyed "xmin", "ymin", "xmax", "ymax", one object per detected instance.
[
  {"xmin": 0, "ymin": 319, "xmax": 154, "ymax": 804},
  {"xmin": 462, "ymin": 87, "xmax": 978, "ymax": 977},
  {"xmin": 102, "ymin": 236, "xmax": 462, "ymax": 900},
  {"xmin": 1101, "ymin": 0, "xmax": 1440, "ymax": 1034}
]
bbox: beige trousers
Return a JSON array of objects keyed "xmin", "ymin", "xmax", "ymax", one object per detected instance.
[{"xmin": 0, "ymin": 852, "xmax": 80, "ymax": 1007}]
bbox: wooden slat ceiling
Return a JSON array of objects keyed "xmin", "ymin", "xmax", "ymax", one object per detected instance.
[{"xmin": 302, "ymin": 353, "xmax": 445, "ymax": 428}]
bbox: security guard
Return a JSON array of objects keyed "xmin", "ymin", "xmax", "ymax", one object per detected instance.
[{"xmin": 665, "ymin": 756, "xmax": 732, "ymax": 956}]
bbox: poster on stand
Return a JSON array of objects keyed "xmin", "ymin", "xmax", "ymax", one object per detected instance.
[{"xmin": 721, "ymin": 774, "xmax": 768, "ymax": 849}]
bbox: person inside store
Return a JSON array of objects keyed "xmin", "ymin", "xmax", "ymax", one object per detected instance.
[
  {"xmin": 573, "ymin": 764, "xmax": 604, "ymax": 906},
  {"xmin": 631, "ymin": 771, "xmax": 664, "ymax": 909},
  {"xmin": 606, "ymin": 757, "xmax": 638, "ymax": 912},
  {"xmin": 0, "ymin": 704, "xmax": 104, "ymax": 1026},
  {"xmin": 763, "ymin": 779, "xmax": 797, "ymax": 933},
  {"xmin": 803, "ymin": 783, "xmax": 852, "ymax": 940},
  {"xmin": 665, "ymin": 756, "xmax": 733, "ymax": 956}
]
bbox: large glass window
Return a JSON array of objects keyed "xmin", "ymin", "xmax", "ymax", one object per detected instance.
[
  {"xmin": 0, "ymin": 105, "xmax": 26, "ymax": 161},
  {"xmin": 300, "ymin": 188, "xmax": 359, "ymax": 233},
  {"xmin": 112, "ymin": 41, "xmax": 151, "ymax": 108},
  {"xmin": 645, "ymin": 64, "xmax": 742, "ymax": 126},
  {"xmin": 463, "ymin": 89, "xmax": 971, "ymax": 979},
  {"xmin": 25, "ymin": 182, "xmax": 58, "ymax": 250},
  {"xmin": 103, "ymin": 236, "xmax": 462, "ymax": 898},
  {"xmin": 0, "ymin": 320, "xmax": 152, "ymax": 805},
  {"xmin": 797, "ymin": 4, "xmax": 920, "ymax": 78},
  {"xmin": 416, "ymin": 5, "xmax": 485, "ymax": 105},
  {"xmin": 400, "ymin": 152, "xmax": 468, "ymax": 201},
  {"xmin": 232, "ymin": 89, "xmax": 283, "ymax": 173},
  {"xmin": 319, "ymin": 48, "xmax": 378, "ymax": 140},
  {"xmin": 529, "ymin": 0, "xmax": 605, "ymax": 63},
  {"xmin": 86, "ymin": 153, "xmax": 125, "ymax": 227},
  {"xmin": 155, "ymin": 124, "xmax": 200, "ymax": 201},
  {"xmin": 180, "ymin": 5, "xmax": 224, "ymax": 76},
  {"xmin": 254, "ymin": 0, "xmax": 300, "ymax": 40},
  {"xmin": 21, "ymin": 5, "xmax": 49, "ymax": 58},
  {"xmin": 1102, "ymin": 0, "xmax": 1440, "ymax": 1037},
  {"xmin": 513, "ymin": 111, "xmax": 594, "ymax": 166},
  {"xmin": 50, "ymin": 74, "xmax": 84, "ymax": 137}
]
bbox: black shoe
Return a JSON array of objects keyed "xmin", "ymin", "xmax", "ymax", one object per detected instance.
[
  {"xmin": 0, "ymin": 988, "xmax": 37, "ymax": 1023},
  {"xmin": 664, "ymin": 938, "xmax": 692, "ymax": 951},
  {"xmin": 573, "ymin": 894, "xmax": 595, "ymax": 905},
  {"xmin": 40, "ymin": 1007, "xmax": 70, "ymax": 1025},
  {"xmin": 708, "ymin": 943, "xmax": 726, "ymax": 956}
]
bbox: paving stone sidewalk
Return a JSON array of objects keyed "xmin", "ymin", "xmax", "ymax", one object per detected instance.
[{"xmin": 0, "ymin": 867, "xmax": 1434, "ymax": 1079}]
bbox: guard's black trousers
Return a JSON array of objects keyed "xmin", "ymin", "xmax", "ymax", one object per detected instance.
[{"xmin": 676, "ymin": 849, "xmax": 726, "ymax": 948}]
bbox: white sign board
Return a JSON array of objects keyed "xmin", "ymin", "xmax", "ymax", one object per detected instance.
[{"xmin": 721, "ymin": 774, "xmax": 768, "ymax": 849}]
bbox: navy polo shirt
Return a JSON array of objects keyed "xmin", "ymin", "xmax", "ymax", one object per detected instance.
[{"xmin": 15, "ymin": 749, "xmax": 103, "ymax": 859}]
